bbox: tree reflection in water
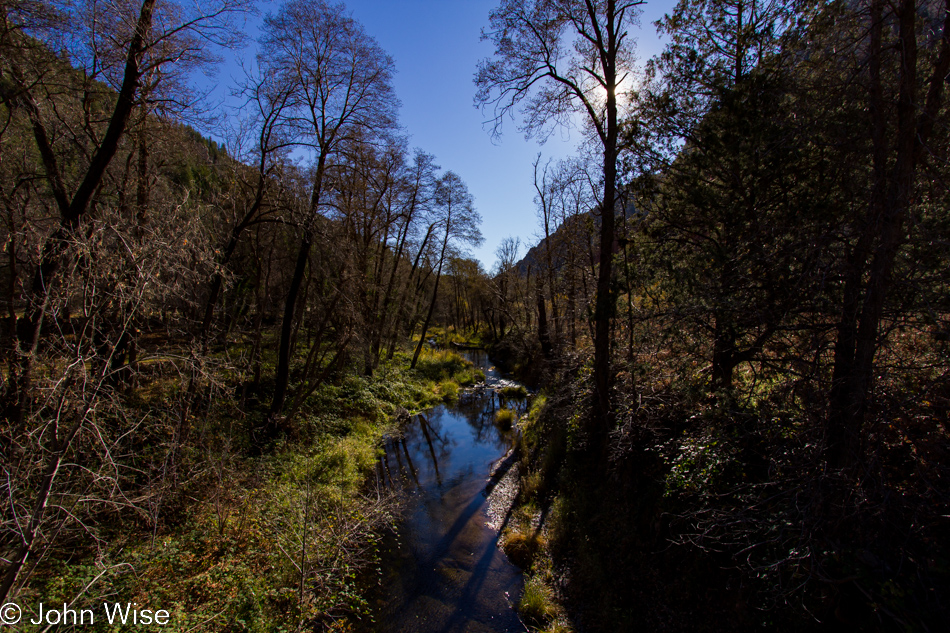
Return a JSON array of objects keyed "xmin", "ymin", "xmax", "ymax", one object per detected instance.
[{"xmin": 368, "ymin": 352, "xmax": 528, "ymax": 633}]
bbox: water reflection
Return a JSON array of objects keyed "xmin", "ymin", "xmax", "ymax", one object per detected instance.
[{"xmin": 368, "ymin": 352, "xmax": 528, "ymax": 633}]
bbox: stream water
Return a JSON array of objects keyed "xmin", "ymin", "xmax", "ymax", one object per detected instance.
[{"xmin": 367, "ymin": 351, "xmax": 527, "ymax": 633}]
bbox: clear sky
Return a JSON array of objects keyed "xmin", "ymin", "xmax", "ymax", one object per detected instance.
[{"xmin": 210, "ymin": 1, "xmax": 676, "ymax": 270}]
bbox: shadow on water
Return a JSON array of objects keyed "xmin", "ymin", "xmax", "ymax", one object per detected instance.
[{"xmin": 364, "ymin": 351, "xmax": 529, "ymax": 633}]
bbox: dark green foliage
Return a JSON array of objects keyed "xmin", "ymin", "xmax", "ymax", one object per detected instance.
[{"xmin": 500, "ymin": 3, "xmax": 950, "ymax": 629}]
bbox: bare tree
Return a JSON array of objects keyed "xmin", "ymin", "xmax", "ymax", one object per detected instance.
[
  {"xmin": 476, "ymin": 0, "xmax": 644, "ymax": 437},
  {"xmin": 0, "ymin": 0, "xmax": 249, "ymax": 603},
  {"xmin": 410, "ymin": 171, "xmax": 483, "ymax": 368},
  {"xmin": 492, "ymin": 236, "xmax": 522, "ymax": 340},
  {"xmin": 257, "ymin": 0, "xmax": 399, "ymax": 433},
  {"xmin": 376, "ymin": 149, "xmax": 440, "ymax": 365},
  {"xmin": 199, "ymin": 69, "xmax": 295, "ymax": 341}
]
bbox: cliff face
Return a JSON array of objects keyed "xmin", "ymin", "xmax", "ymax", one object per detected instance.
[
  {"xmin": 514, "ymin": 201, "xmax": 644, "ymax": 277},
  {"xmin": 514, "ymin": 210, "xmax": 599, "ymax": 277}
]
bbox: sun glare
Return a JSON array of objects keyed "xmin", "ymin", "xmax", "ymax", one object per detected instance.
[{"xmin": 587, "ymin": 73, "xmax": 638, "ymax": 110}]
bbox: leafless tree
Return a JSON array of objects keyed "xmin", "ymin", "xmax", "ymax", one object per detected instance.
[
  {"xmin": 0, "ymin": 0, "xmax": 250, "ymax": 603},
  {"xmin": 410, "ymin": 172, "xmax": 483, "ymax": 368},
  {"xmin": 256, "ymin": 0, "xmax": 399, "ymax": 433},
  {"xmin": 476, "ymin": 0, "xmax": 645, "ymax": 437}
]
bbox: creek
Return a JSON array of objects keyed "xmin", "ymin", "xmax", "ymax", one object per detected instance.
[{"xmin": 367, "ymin": 351, "xmax": 528, "ymax": 633}]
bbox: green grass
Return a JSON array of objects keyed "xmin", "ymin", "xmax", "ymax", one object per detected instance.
[
  {"xmin": 19, "ymin": 429, "xmax": 395, "ymax": 633},
  {"xmin": 500, "ymin": 384, "xmax": 529, "ymax": 398},
  {"xmin": 519, "ymin": 392, "xmax": 549, "ymax": 453},
  {"xmin": 519, "ymin": 576, "xmax": 559, "ymax": 627},
  {"xmin": 502, "ymin": 521, "xmax": 545, "ymax": 569},
  {"xmin": 495, "ymin": 407, "xmax": 517, "ymax": 430},
  {"xmin": 21, "ymin": 343, "xmax": 469, "ymax": 633},
  {"xmin": 440, "ymin": 380, "xmax": 460, "ymax": 402},
  {"xmin": 421, "ymin": 325, "xmax": 490, "ymax": 349},
  {"xmin": 411, "ymin": 348, "xmax": 480, "ymax": 386}
]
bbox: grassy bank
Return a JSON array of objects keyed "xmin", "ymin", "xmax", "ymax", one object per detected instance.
[{"xmin": 14, "ymin": 348, "xmax": 477, "ymax": 632}]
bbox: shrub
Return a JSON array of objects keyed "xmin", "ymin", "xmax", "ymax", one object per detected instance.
[
  {"xmin": 520, "ymin": 392, "xmax": 549, "ymax": 451},
  {"xmin": 502, "ymin": 525, "xmax": 546, "ymax": 569},
  {"xmin": 413, "ymin": 348, "xmax": 471, "ymax": 382},
  {"xmin": 540, "ymin": 620, "xmax": 573, "ymax": 633},
  {"xmin": 440, "ymin": 380, "xmax": 460, "ymax": 403},
  {"xmin": 522, "ymin": 470, "xmax": 545, "ymax": 501}
]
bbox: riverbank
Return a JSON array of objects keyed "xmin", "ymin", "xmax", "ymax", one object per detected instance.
[
  {"xmin": 497, "ymin": 347, "xmax": 950, "ymax": 633},
  {"xmin": 13, "ymin": 348, "xmax": 484, "ymax": 633}
]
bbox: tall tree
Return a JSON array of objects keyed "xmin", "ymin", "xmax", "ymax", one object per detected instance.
[
  {"xmin": 533, "ymin": 155, "xmax": 563, "ymax": 353},
  {"xmin": 491, "ymin": 236, "xmax": 522, "ymax": 340},
  {"xmin": 0, "ymin": 0, "xmax": 247, "ymax": 601},
  {"xmin": 199, "ymin": 71, "xmax": 294, "ymax": 341},
  {"xmin": 476, "ymin": 0, "xmax": 643, "ymax": 437},
  {"xmin": 825, "ymin": 0, "xmax": 950, "ymax": 468},
  {"xmin": 633, "ymin": 0, "xmax": 817, "ymax": 393},
  {"xmin": 258, "ymin": 0, "xmax": 398, "ymax": 432},
  {"xmin": 376, "ymin": 149, "xmax": 439, "ymax": 365},
  {"xmin": 410, "ymin": 171, "xmax": 482, "ymax": 368},
  {"xmin": 643, "ymin": 0, "xmax": 799, "ymax": 138}
]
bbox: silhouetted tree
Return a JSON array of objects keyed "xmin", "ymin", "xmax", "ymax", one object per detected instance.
[{"xmin": 477, "ymin": 0, "xmax": 644, "ymax": 438}]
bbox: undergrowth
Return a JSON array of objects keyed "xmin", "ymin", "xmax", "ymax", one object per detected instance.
[
  {"xmin": 502, "ymin": 348, "xmax": 950, "ymax": 633},
  {"xmin": 15, "ymin": 347, "xmax": 478, "ymax": 632}
]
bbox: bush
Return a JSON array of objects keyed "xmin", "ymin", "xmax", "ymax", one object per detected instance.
[
  {"xmin": 440, "ymin": 380, "xmax": 460, "ymax": 403},
  {"xmin": 520, "ymin": 392, "xmax": 549, "ymax": 451},
  {"xmin": 502, "ymin": 524, "xmax": 545, "ymax": 569},
  {"xmin": 540, "ymin": 621, "xmax": 573, "ymax": 633},
  {"xmin": 412, "ymin": 348, "xmax": 471, "ymax": 382},
  {"xmin": 522, "ymin": 470, "xmax": 545, "ymax": 501}
]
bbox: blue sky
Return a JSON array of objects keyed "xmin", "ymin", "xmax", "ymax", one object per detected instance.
[{"xmin": 208, "ymin": 0, "xmax": 675, "ymax": 270}]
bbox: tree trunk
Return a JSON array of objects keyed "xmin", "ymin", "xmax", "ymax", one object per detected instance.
[
  {"xmin": 537, "ymin": 273, "xmax": 552, "ymax": 359},
  {"xmin": 592, "ymin": 2, "xmax": 620, "ymax": 435},
  {"xmin": 268, "ymin": 236, "xmax": 312, "ymax": 429},
  {"xmin": 712, "ymin": 315, "xmax": 737, "ymax": 392},
  {"xmin": 826, "ymin": 0, "xmax": 949, "ymax": 469},
  {"xmin": 267, "ymin": 155, "xmax": 327, "ymax": 433},
  {"xmin": 8, "ymin": 0, "xmax": 157, "ymax": 428},
  {"xmin": 411, "ymin": 228, "xmax": 449, "ymax": 369}
]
